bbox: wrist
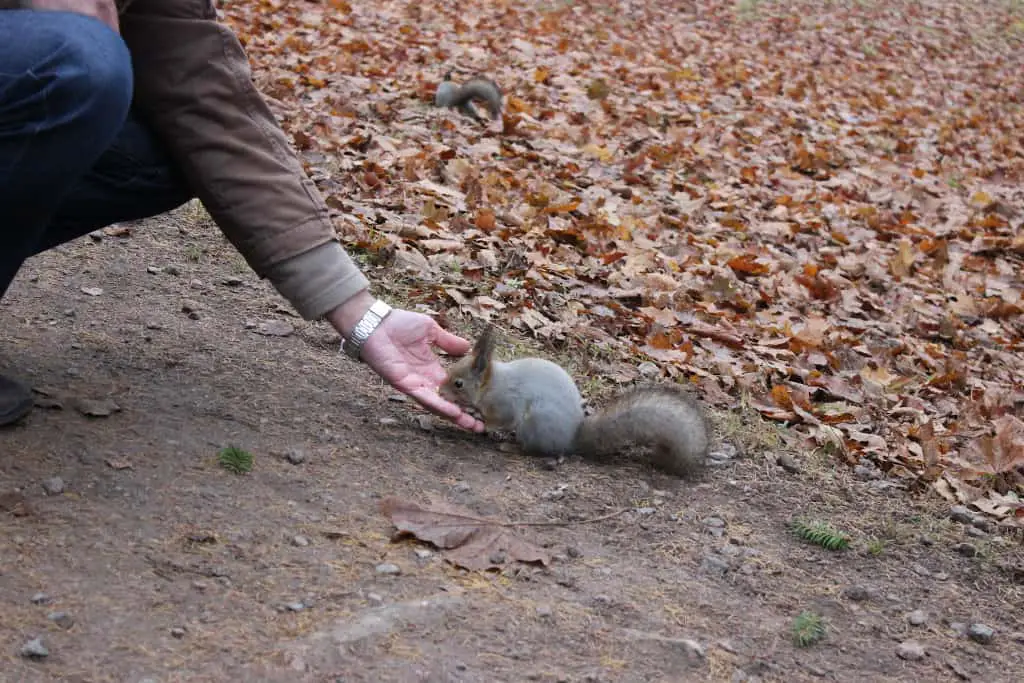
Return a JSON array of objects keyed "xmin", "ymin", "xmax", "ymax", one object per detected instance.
[
  {"xmin": 328, "ymin": 289, "xmax": 395, "ymax": 362},
  {"xmin": 326, "ymin": 289, "xmax": 376, "ymax": 339}
]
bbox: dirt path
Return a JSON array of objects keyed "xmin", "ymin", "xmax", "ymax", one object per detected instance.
[{"xmin": 0, "ymin": 207, "xmax": 1020, "ymax": 682}]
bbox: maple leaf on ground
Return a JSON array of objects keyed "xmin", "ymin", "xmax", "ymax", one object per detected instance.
[{"xmin": 378, "ymin": 496, "xmax": 551, "ymax": 572}]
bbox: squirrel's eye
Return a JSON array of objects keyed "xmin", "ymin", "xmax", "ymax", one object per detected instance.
[{"xmin": 453, "ymin": 379, "xmax": 464, "ymax": 388}]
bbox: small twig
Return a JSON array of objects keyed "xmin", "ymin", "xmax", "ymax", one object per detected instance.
[{"xmin": 393, "ymin": 507, "xmax": 632, "ymax": 529}]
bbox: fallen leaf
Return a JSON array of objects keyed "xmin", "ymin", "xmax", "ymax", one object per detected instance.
[
  {"xmin": 105, "ymin": 457, "xmax": 133, "ymax": 470},
  {"xmin": 378, "ymin": 497, "xmax": 550, "ymax": 571}
]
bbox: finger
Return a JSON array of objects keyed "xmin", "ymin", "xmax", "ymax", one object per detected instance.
[
  {"xmin": 430, "ymin": 326, "xmax": 472, "ymax": 356},
  {"xmin": 407, "ymin": 388, "xmax": 484, "ymax": 432},
  {"xmin": 407, "ymin": 386, "xmax": 465, "ymax": 421}
]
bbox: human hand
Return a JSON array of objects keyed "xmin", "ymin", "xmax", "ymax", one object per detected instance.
[
  {"xmin": 359, "ymin": 309, "xmax": 486, "ymax": 432},
  {"xmin": 327, "ymin": 291, "xmax": 485, "ymax": 433},
  {"xmin": 23, "ymin": 0, "xmax": 119, "ymax": 33}
]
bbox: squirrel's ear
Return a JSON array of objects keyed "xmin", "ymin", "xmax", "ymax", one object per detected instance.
[{"xmin": 471, "ymin": 324, "xmax": 496, "ymax": 374}]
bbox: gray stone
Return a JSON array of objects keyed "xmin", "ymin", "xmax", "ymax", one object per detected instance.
[
  {"xmin": 967, "ymin": 623, "xmax": 994, "ymax": 644},
  {"xmin": 535, "ymin": 605, "xmax": 553, "ymax": 618},
  {"xmin": 414, "ymin": 548, "xmax": 433, "ymax": 560},
  {"xmin": 42, "ymin": 477, "xmax": 65, "ymax": 495},
  {"xmin": 20, "ymin": 637, "xmax": 48, "ymax": 659},
  {"xmin": 286, "ymin": 602, "xmax": 305, "ymax": 612},
  {"xmin": 841, "ymin": 585, "xmax": 871, "ymax": 602},
  {"xmin": 700, "ymin": 554, "xmax": 731, "ymax": 576},
  {"xmin": 291, "ymin": 535, "xmax": 310, "ymax": 548},
  {"xmin": 47, "ymin": 611, "xmax": 74, "ymax": 629},
  {"xmin": 375, "ymin": 563, "xmax": 401, "ymax": 575},
  {"xmin": 30, "ymin": 592, "xmax": 50, "ymax": 605},
  {"xmin": 949, "ymin": 505, "xmax": 974, "ymax": 524},
  {"xmin": 170, "ymin": 627, "xmax": 186, "ymax": 638},
  {"xmin": 953, "ymin": 542, "xmax": 976, "ymax": 557},
  {"xmin": 285, "ymin": 449, "xmax": 306, "ymax": 465},
  {"xmin": 906, "ymin": 610, "xmax": 927, "ymax": 626},
  {"xmin": 965, "ymin": 526, "xmax": 988, "ymax": 538},
  {"xmin": 896, "ymin": 640, "xmax": 926, "ymax": 661}
]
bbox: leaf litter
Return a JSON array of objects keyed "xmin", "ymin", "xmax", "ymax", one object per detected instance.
[{"xmin": 218, "ymin": 0, "xmax": 1024, "ymax": 526}]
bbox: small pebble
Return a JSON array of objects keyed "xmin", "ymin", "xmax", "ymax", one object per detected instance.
[
  {"xmin": 953, "ymin": 542, "xmax": 976, "ymax": 557},
  {"xmin": 285, "ymin": 449, "xmax": 306, "ymax": 465},
  {"xmin": 375, "ymin": 563, "xmax": 401, "ymax": 575},
  {"xmin": 47, "ymin": 611, "xmax": 74, "ymax": 629},
  {"xmin": 367, "ymin": 593, "xmax": 384, "ymax": 603},
  {"xmin": 841, "ymin": 585, "xmax": 871, "ymax": 602},
  {"xmin": 41, "ymin": 477, "xmax": 65, "ymax": 495},
  {"xmin": 776, "ymin": 453, "xmax": 801, "ymax": 473},
  {"xmin": 853, "ymin": 464, "xmax": 881, "ymax": 480},
  {"xmin": 896, "ymin": 640, "xmax": 926, "ymax": 661},
  {"xmin": 20, "ymin": 637, "xmax": 48, "ymax": 659},
  {"xmin": 967, "ymin": 623, "xmax": 994, "ymax": 644},
  {"xmin": 700, "ymin": 554, "xmax": 731, "ymax": 576},
  {"xmin": 965, "ymin": 526, "xmax": 988, "ymax": 538},
  {"xmin": 414, "ymin": 548, "xmax": 433, "ymax": 559},
  {"xmin": 535, "ymin": 605, "xmax": 553, "ymax": 618},
  {"xmin": 378, "ymin": 417, "xmax": 399, "ymax": 427},
  {"xmin": 566, "ymin": 546, "xmax": 582, "ymax": 558},
  {"xmin": 30, "ymin": 592, "xmax": 50, "ymax": 605},
  {"xmin": 636, "ymin": 507, "xmax": 657, "ymax": 516},
  {"xmin": 286, "ymin": 602, "xmax": 305, "ymax": 612},
  {"xmin": 906, "ymin": 610, "xmax": 927, "ymax": 626},
  {"xmin": 291, "ymin": 535, "xmax": 310, "ymax": 548},
  {"xmin": 949, "ymin": 505, "xmax": 974, "ymax": 525},
  {"xmin": 679, "ymin": 639, "xmax": 705, "ymax": 660},
  {"xmin": 170, "ymin": 627, "xmax": 186, "ymax": 638}
]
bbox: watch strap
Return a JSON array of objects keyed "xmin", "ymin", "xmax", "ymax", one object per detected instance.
[{"xmin": 341, "ymin": 299, "xmax": 392, "ymax": 361}]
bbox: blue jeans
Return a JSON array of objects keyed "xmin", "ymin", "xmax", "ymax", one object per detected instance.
[{"xmin": 0, "ymin": 10, "xmax": 193, "ymax": 300}]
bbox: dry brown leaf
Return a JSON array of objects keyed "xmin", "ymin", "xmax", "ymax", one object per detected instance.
[{"xmin": 378, "ymin": 497, "xmax": 550, "ymax": 572}]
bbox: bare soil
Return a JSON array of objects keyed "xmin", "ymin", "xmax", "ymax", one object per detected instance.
[{"xmin": 1, "ymin": 206, "xmax": 1022, "ymax": 682}]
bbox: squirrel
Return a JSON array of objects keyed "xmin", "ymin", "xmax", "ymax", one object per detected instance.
[
  {"xmin": 439, "ymin": 325, "xmax": 710, "ymax": 477},
  {"xmin": 433, "ymin": 72, "xmax": 503, "ymax": 122}
]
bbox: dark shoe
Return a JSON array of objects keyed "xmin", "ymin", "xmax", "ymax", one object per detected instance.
[{"xmin": 0, "ymin": 374, "xmax": 33, "ymax": 426}]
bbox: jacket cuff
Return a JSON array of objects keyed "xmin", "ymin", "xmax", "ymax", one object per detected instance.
[{"xmin": 264, "ymin": 242, "xmax": 370, "ymax": 321}]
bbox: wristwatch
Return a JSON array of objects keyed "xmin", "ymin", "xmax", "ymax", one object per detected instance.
[{"xmin": 340, "ymin": 299, "xmax": 392, "ymax": 361}]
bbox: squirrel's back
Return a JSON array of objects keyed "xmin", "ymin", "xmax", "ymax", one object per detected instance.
[{"xmin": 490, "ymin": 358, "xmax": 583, "ymax": 455}]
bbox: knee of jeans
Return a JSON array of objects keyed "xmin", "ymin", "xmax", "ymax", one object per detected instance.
[{"xmin": 47, "ymin": 18, "xmax": 134, "ymax": 136}]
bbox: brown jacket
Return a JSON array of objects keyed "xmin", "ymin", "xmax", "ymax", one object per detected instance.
[{"xmin": 118, "ymin": 0, "xmax": 369, "ymax": 320}]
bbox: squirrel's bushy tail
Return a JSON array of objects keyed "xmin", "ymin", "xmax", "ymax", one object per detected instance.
[{"xmin": 573, "ymin": 384, "xmax": 710, "ymax": 477}]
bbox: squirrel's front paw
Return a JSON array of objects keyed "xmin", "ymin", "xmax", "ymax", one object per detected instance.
[{"xmin": 486, "ymin": 429, "xmax": 514, "ymax": 443}]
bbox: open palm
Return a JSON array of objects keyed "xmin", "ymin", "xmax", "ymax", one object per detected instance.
[{"xmin": 359, "ymin": 309, "xmax": 485, "ymax": 432}]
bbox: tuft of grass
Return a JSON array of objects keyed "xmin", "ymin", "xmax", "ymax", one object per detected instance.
[
  {"xmin": 184, "ymin": 244, "xmax": 204, "ymax": 262},
  {"xmin": 218, "ymin": 446, "xmax": 253, "ymax": 475},
  {"xmin": 866, "ymin": 537, "xmax": 886, "ymax": 555},
  {"xmin": 792, "ymin": 611, "xmax": 826, "ymax": 647},
  {"xmin": 790, "ymin": 518, "xmax": 851, "ymax": 551}
]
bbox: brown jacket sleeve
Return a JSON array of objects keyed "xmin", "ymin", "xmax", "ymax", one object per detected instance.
[{"xmin": 119, "ymin": 0, "xmax": 369, "ymax": 319}]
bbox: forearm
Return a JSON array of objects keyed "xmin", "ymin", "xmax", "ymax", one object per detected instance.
[{"xmin": 119, "ymin": 0, "xmax": 370, "ymax": 320}]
